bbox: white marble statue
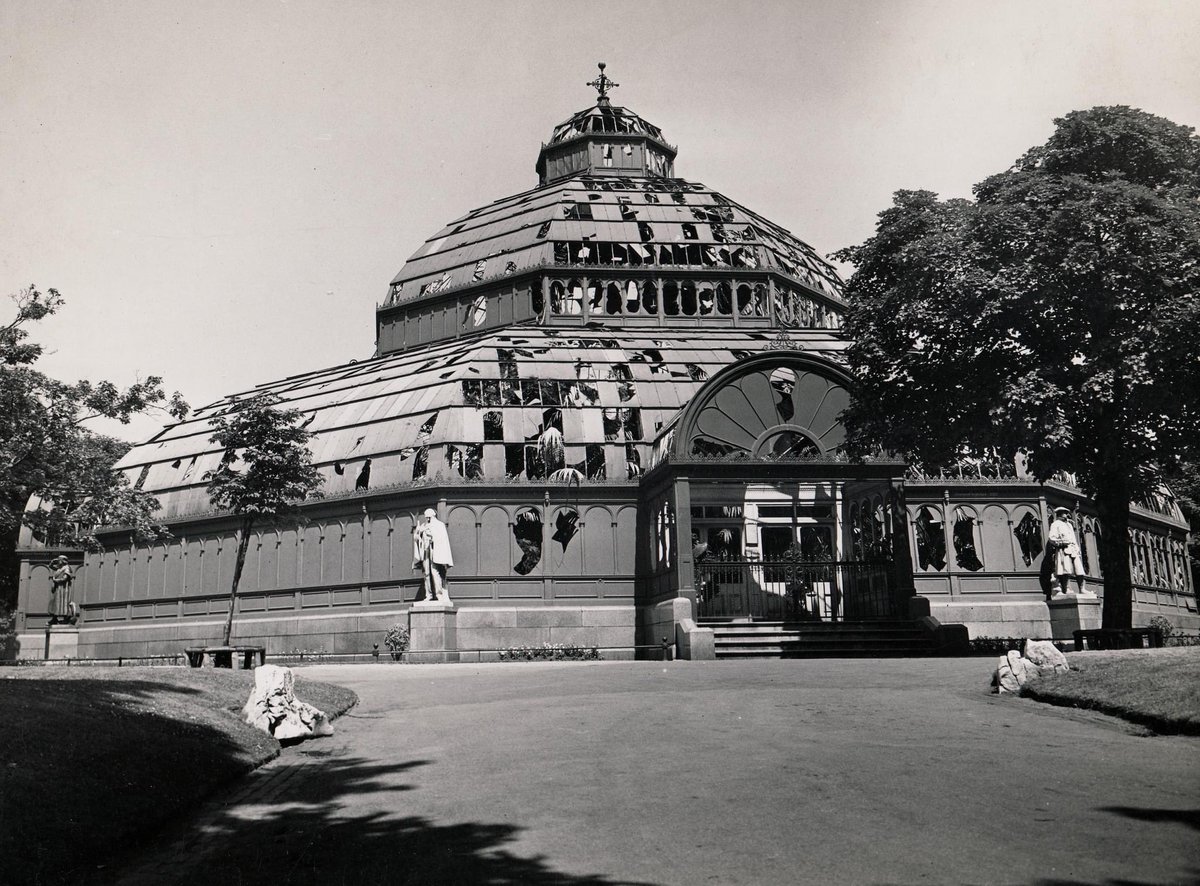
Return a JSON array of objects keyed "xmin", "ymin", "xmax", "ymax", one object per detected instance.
[
  {"xmin": 413, "ymin": 508, "xmax": 454, "ymax": 602},
  {"xmin": 1048, "ymin": 507, "xmax": 1086, "ymax": 596},
  {"xmin": 241, "ymin": 664, "xmax": 333, "ymax": 740}
]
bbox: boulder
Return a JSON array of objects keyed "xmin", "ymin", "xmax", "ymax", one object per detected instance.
[
  {"xmin": 1023, "ymin": 639, "xmax": 1069, "ymax": 673},
  {"xmin": 241, "ymin": 664, "xmax": 333, "ymax": 740},
  {"xmin": 992, "ymin": 650, "xmax": 1040, "ymax": 694}
]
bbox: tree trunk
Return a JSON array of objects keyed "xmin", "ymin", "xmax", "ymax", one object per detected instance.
[
  {"xmin": 221, "ymin": 515, "xmax": 254, "ymax": 646},
  {"xmin": 1094, "ymin": 474, "xmax": 1133, "ymax": 630}
]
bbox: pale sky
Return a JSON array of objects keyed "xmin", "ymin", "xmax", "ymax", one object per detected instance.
[{"xmin": 3, "ymin": 0, "xmax": 1197, "ymax": 442}]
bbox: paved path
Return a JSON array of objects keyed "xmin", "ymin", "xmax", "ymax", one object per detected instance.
[{"xmin": 108, "ymin": 660, "xmax": 1198, "ymax": 885}]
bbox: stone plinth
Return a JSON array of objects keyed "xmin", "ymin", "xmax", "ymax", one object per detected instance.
[
  {"xmin": 1048, "ymin": 592, "xmax": 1102, "ymax": 642},
  {"xmin": 46, "ymin": 626, "xmax": 80, "ymax": 660},
  {"xmin": 408, "ymin": 601, "xmax": 458, "ymax": 663}
]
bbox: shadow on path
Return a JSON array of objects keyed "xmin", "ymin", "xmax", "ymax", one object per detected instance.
[
  {"xmin": 95, "ymin": 751, "xmax": 659, "ymax": 886},
  {"xmin": 1099, "ymin": 805, "xmax": 1200, "ymax": 832},
  {"xmin": 2, "ymin": 679, "xmax": 263, "ymax": 886}
]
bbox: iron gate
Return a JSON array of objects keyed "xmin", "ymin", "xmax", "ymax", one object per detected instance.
[{"xmin": 695, "ymin": 560, "xmax": 897, "ymax": 621}]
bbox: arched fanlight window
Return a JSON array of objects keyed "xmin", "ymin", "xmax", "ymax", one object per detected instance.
[
  {"xmin": 697, "ymin": 282, "xmax": 715, "ymax": 315},
  {"xmin": 641, "ymin": 281, "xmax": 658, "ymax": 314},
  {"xmin": 758, "ymin": 429, "xmax": 820, "ymax": 459},
  {"xmin": 768, "ymin": 367, "xmax": 796, "ymax": 422}
]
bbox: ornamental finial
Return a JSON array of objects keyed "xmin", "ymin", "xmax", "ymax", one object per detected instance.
[{"xmin": 586, "ymin": 62, "xmax": 619, "ymax": 107}]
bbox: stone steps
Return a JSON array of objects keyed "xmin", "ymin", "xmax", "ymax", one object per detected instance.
[{"xmin": 702, "ymin": 619, "xmax": 940, "ymax": 659}]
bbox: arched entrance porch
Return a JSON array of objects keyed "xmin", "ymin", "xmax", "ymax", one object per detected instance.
[{"xmin": 638, "ymin": 353, "xmax": 914, "ymax": 637}]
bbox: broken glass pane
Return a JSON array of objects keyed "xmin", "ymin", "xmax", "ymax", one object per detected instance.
[
  {"xmin": 769, "ymin": 367, "xmax": 796, "ymax": 422},
  {"xmin": 692, "ymin": 437, "xmax": 740, "ymax": 457},
  {"xmin": 483, "ymin": 411, "xmax": 504, "ymax": 442},
  {"xmin": 355, "ymin": 459, "xmax": 372, "ymax": 490},
  {"xmin": 1014, "ymin": 512, "xmax": 1044, "ymax": 566},
  {"xmin": 505, "ymin": 444, "xmax": 525, "ymax": 479},
  {"xmin": 464, "ymin": 444, "xmax": 483, "ymax": 480},
  {"xmin": 513, "ymin": 508, "xmax": 543, "ymax": 575},
  {"xmin": 954, "ymin": 508, "xmax": 984, "ymax": 572},
  {"xmin": 915, "ymin": 507, "xmax": 946, "ymax": 571},
  {"xmin": 520, "ymin": 379, "xmax": 541, "ymax": 405},
  {"xmin": 412, "ymin": 446, "xmax": 429, "ymax": 481},
  {"xmin": 482, "ymin": 379, "xmax": 500, "ymax": 407},
  {"xmin": 524, "ymin": 445, "xmax": 546, "ymax": 480},
  {"xmin": 602, "ymin": 408, "xmax": 621, "ymax": 441},
  {"xmin": 553, "ymin": 509, "xmax": 580, "ymax": 552},
  {"xmin": 540, "ymin": 380, "xmax": 562, "ymax": 406},
  {"xmin": 586, "ymin": 444, "xmax": 606, "ymax": 480},
  {"xmin": 621, "ymin": 408, "xmax": 642, "ymax": 441},
  {"xmin": 626, "ymin": 444, "xmax": 642, "ymax": 478},
  {"xmin": 461, "ymin": 380, "xmax": 482, "ymax": 406},
  {"xmin": 446, "ymin": 444, "xmax": 464, "ymax": 477}
]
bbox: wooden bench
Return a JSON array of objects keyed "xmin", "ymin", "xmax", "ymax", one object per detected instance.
[
  {"xmin": 1073, "ymin": 628, "xmax": 1164, "ymax": 651},
  {"xmin": 184, "ymin": 645, "xmax": 267, "ymax": 669}
]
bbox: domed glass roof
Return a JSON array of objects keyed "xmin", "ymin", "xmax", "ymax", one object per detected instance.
[
  {"xmin": 385, "ymin": 176, "xmax": 844, "ymax": 305},
  {"xmin": 113, "ymin": 67, "xmax": 852, "ymax": 519},
  {"xmin": 115, "ymin": 328, "xmax": 850, "ymax": 518}
]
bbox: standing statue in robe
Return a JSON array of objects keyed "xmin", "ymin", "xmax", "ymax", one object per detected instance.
[
  {"xmin": 48, "ymin": 556, "xmax": 77, "ymax": 625},
  {"xmin": 1047, "ymin": 507, "xmax": 1086, "ymax": 596},
  {"xmin": 413, "ymin": 508, "xmax": 453, "ymax": 602}
]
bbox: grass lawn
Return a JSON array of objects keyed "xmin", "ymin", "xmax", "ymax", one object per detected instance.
[
  {"xmin": 0, "ymin": 666, "xmax": 357, "ymax": 886},
  {"xmin": 1022, "ymin": 647, "xmax": 1200, "ymax": 734}
]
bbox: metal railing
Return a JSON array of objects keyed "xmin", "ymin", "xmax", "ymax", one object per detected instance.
[{"xmin": 696, "ymin": 559, "xmax": 897, "ymax": 621}]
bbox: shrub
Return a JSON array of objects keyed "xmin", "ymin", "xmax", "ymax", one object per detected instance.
[
  {"xmin": 498, "ymin": 641, "xmax": 601, "ymax": 662},
  {"xmin": 968, "ymin": 636, "xmax": 1069, "ymax": 656},
  {"xmin": 384, "ymin": 625, "xmax": 410, "ymax": 657},
  {"xmin": 1148, "ymin": 615, "xmax": 1175, "ymax": 641}
]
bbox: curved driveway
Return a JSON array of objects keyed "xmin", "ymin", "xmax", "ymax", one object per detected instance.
[{"xmin": 111, "ymin": 659, "xmax": 1198, "ymax": 885}]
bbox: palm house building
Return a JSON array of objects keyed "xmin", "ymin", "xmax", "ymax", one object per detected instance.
[{"xmin": 15, "ymin": 69, "xmax": 1196, "ymax": 660}]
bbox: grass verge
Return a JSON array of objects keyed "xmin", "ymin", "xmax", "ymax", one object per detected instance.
[
  {"xmin": 1022, "ymin": 647, "xmax": 1200, "ymax": 735},
  {"xmin": 0, "ymin": 666, "xmax": 357, "ymax": 886}
]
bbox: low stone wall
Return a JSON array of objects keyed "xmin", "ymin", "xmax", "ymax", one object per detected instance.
[
  {"xmin": 19, "ymin": 603, "xmax": 637, "ymax": 662},
  {"xmin": 927, "ymin": 597, "xmax": 1052, "ymax": 641},
  {"xmin": 454, "ymin": 605, "xmax": 635, "ymax": 656}
]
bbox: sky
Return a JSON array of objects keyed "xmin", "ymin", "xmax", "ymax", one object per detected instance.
[{"xmin": 3, "ymin": 0, "xmax": 1197, "ymax": 442}]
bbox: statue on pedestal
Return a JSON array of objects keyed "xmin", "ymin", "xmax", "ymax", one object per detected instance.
[
  {"xmin": 1048, "ymin": 507, "xmax": 1086, "ymax": 596},
  {"xmin": 413, "ymin": 509, "xmax": 454, "ymax": 603},
  {"xmin": 48, "ymin": 556, "xmax": 77, "ymax": 625}
]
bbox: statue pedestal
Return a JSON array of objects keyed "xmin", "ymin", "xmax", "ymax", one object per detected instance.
[
  {"xmin": 1048, "ymin": 592, "xmax": 1102, "ymax": 642},
  {"xmin": 408, "ymin": 601, "xmax": 458, "ymax": 663},
  {"xmin": 46, "ymin": 625, "xmax": 80, "ymax": 660}
]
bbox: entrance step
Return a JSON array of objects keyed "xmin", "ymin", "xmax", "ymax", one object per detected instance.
[{"xmin": 701, "ymin": 619, "xmax": 942, "ymax": 659}]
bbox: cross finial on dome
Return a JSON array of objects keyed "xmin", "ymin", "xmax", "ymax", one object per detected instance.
[{"xmin": 586, "ymin": 62, "xmax": 618, "ymax": 107}]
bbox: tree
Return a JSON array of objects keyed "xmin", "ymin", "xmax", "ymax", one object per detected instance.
[
  {"xmin": 834, "ymin": 107, "xmax": 1200, "ymax": 630},
  {"xmin": 0, "ymin": 286, "xmax": 189, "ymax": 609},
  {"xmin": 205, "ymin": 394, "xmax": 324, "ymax": 647}
]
